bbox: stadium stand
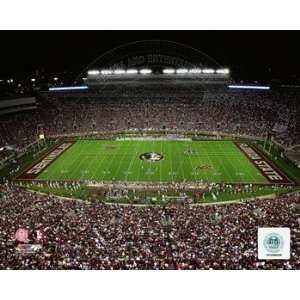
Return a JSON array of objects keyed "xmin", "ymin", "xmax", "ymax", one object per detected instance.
[
  {"xmin": 0, "ymin": 184, "xmax": 299, "ymax": 269},
  {"xmin": 0, "ymin": 85, "xmax": 299, "ymax": 152}
]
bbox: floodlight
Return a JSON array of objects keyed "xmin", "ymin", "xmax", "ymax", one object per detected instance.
[
  {"xmin": 202, "ymin": 69, "xmax": 215, "ymax": 74},
  {"xmin": 176, "ymin": 68, "xmax": 188, "ymax": 74},
  {"xmin": 139, "ymin": 69, "xmax": 152, "ymax": 74},
  {"xmin": 126, "ymin": 69, "xmax": 138, "ymax": 74},
  {"xmin": 53, "ymin": 77, "xmax": 58, "ymax": 81},
  {"xmin": 216, "ymin": 68, "xmax": 230, "ymax": 74},
  {"xmin": 114, "ymin": 69, "xmax": 126, "ymax": 75},
  {"xmin": 31, "ymin": 78, "xmax": 36, "ymax": 82},
  {"xmin": 88, "ymin": 70, "xmax": 100, "ymax": 75},
  {"xmin": 163, "ymin": 68, "xmax": 175, "ymax": 74},
  {"xmin": 228, "ymin": 85, "xmax": 270, "ymax": 90},
  {"xmin": 49, "ymin": 86, "xmax": 88, "ymax": 91},
  {"xmin": 189, "ymin": 69, "xmax": 202, "ymax": 74},
  {"xmin": 101, "ymin": 70, "xmax": 113, "ymax": 75}
]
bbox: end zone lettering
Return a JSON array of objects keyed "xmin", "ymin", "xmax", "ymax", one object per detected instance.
[
  {"xmin": 26, "ymin": 143, "xmax": 73, "ymax": 175},
  {"xmin": 254, "ymin": 160, "xmax": 283, "ymax": 181},
  {"xmin": 239, "ymin": 144, "xmax": 261, "ymax": 160},
  {"xmin": 237, "ymin": 143, "xmax": 291, "ymax": 184}
]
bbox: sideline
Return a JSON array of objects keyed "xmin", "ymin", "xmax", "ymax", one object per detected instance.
[{"xmin": 27, "ymin": 188, "xmax": 283, "ymax": 208}]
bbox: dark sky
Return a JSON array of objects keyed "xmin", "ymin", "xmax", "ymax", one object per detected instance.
[{"xmin": 1, "ymin": 31, "xmax": 300, "ymax": 82}]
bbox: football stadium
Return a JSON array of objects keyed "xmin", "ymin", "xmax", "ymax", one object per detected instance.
[{"xmin": 1, "ymin": 38, "xmax": 300, "ymax": 269}]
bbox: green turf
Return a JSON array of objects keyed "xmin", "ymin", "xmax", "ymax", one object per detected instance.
[{"xmin": 37, "ymin": 140, "xmax": 268, "ymax": 184}]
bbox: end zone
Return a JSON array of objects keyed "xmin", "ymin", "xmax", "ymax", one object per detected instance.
[
  {"xmin": 16, "ymin": 141, "xmax": 74, "ymax": 180},
  {"xmin": 235, "ymin": 142, "xmax": 294, "ymax": 185}
]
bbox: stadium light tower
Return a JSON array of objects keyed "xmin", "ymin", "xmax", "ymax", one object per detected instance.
[
  {"xmin": 88, "ymin": 70, "xmax": 100, "ymax": 75},
  {"xmin": 139, "ymin": 69, "xmax": 152, "ymax": 74},
  {"xmin": 114, "ymin": 69, "xmax": 126, "ymax": 75},
  {"xmin": 202, "ymin": 69, "xmax": 215, "ymax": 74},
  {"xmin": 126, "ymin": 69, "xmax": 138, "ymax": 74},
  {"xmin": 189, "ymin": 68, "xmax": 202, "ymax": 74},
  {"xmin": 163, "ymin": 68, "xmax": 175, "ymax": 74},
  {"xmin": 176, "ymin": 68, "xmax": 189, "ymax": 74},
  {"xmin": 101, "ymin": 70, "xmax": 113, "ymax": 75},
  {"xmin": 216, "ymin": 68, "xmax": 230, "ymax": 75}
]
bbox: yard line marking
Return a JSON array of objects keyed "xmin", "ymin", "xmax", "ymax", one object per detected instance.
[
  {"xmin": 136, "ymin": 142, "xmax": 145, "ymax": 182},
  {"xmin": 124, "ymin": 141, "xmax": 140, "ymax": 181},
  {"xmin": 61, "ymin": 141, "xmax": 87, "ymax": 181},
  {"xmin": 75, "ymin": 141, "xmax": 94, "ymax": 181},
  {"xmin": 147, "ymin": 140, "xmax": 155, "ymax": 181},
  {"xmin": 186, "ymin": 141, "xmax": 198, "ymax": 182},
  {"xmin": 90, "ymin": 141, "xmax": 110, "ymax": 180},
  {"xmin": 229, "ymin": 144, "xmax": 253, "ymax": 183},
  {"xmin": 160, "ymin": 141, "xmax": 163, "ymax": 182},
  {"xmin": 79, "ymin": 142, "xmax": 101, "ymax": 180},
  {"xmin": 214, "ymin": 143, "xmax": 235, "ymax": 183},
  {"xmin": 176, "ymin": 141, "xmax": 186, "ymax": 181},
  {"xmin": 198, "ymin": 142, "xmax": 212, "ymax": 182},
  {"xmin": 111, "ymin": 141, "xmax": 131, "ymax": 180},
  {"xmin": 216, "ymin": 143, "xmax": 243, "ymax": 183},
  {"xmin": 100, "ymin": 142, "xmax": 122, "ymax": 181},
  {"xmin": 237, "ymin": 157, "xmax": 257, "ymax": 183},
  {"xmin": 221, "ymin": 143, "xmax": 238, "ymax": 182},
  {"xmin": 55, "ymin": 140, "xmax": 82, "ymax": 180},
  {"xmin": 169, "ymin": 142, "xmax": 175, "ymax": 182}
]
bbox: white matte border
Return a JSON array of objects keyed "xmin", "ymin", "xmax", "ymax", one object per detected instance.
[{"xmin": 0, "ymin": 0, "xmax": 300, "ymax": 30}]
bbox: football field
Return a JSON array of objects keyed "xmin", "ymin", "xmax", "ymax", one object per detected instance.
[{"xmin": 36, "ymin": 140, "xmax": 269, "ymax": 184}]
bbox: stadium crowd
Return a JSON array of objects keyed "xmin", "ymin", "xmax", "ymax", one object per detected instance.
[
  {"xmin": 0, "ymin": 184, "xmax": 299, "ymax": 270},
  {"xmin": 0, "ymin": 85, "xmax": 300, "ymax": 156},
  {"xmin": 1, "ymin": 82, "xmax": 299, "ymax": 269}
]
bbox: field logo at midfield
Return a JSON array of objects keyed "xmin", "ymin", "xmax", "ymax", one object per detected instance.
[
  {"xmin": 237, "ymin": 143, "xmax": 291, "ymax": 184},
  {"xmin": 26, "ymin": 143, "xmax": 73, "ymax": 175},
  {"xmin": 139, "ymin": 152, "xmax": 164, "ymax": 162}
]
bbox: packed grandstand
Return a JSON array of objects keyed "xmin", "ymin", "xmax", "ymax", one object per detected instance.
[
  {"xmin": 0, "ymin": 40, "xmax": 299, "ymax": 269},
  {"xmin": 1, "ymin": 85, "xmax": 300, "ymax": 151}
]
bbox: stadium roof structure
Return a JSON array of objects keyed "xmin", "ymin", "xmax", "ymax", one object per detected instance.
[{"xmin": 74, "ymin": 40, "xmax": 231, "ymax": 85}]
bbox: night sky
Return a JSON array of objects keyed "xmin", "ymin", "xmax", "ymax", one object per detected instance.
[{"xmin": 1, "ymin": 31, "xmax": 300, "ymax": 83}]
